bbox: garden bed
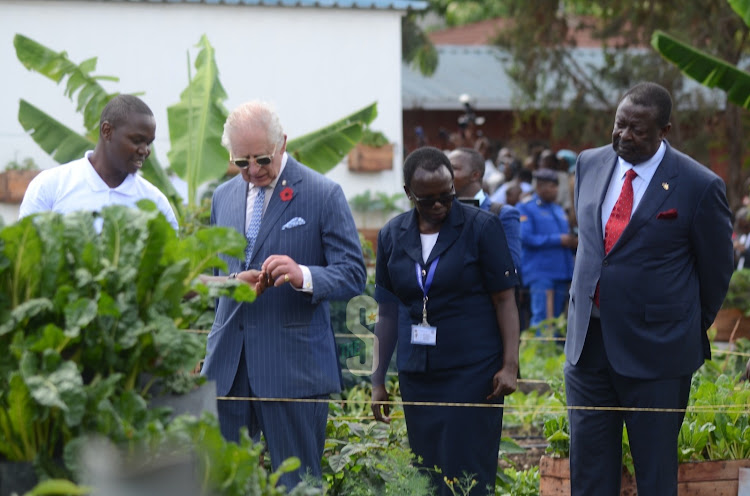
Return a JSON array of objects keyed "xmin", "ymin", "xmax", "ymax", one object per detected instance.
[{"xmin": 539, "ymin": 456, "xmax": 750, "ymax": 496}]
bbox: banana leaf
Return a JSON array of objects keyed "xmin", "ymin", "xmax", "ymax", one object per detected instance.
[
  {"xmin": 287, "ymin": 102, "xmax": 378, "ymax": 173},
  {"xmin": 14, "ymin": 34, "xmax": 117, "ymax": 139},
  {"xmin": 18, "ymin": 100, "xmax": 94, "ymax": 163},
  {"xmin": 728, "ymin": 0, "xmax": 750, "ymax": 27},
  {"xmin": 651, "ymin": 30, "xmax": 750, "ymax": 109},
  {"xmin": 166, "ymin": 35, "xmax": 229, "ymax": 207}
]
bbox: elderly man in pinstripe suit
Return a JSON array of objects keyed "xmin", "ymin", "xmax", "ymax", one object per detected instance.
[{"xmin": 202, "ymin": 101, "xmax": 366, "ymax": 488}]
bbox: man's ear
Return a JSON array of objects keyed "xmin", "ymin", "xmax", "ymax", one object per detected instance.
[{"xmin": 100, "ymin": 121, "xmax": 112, "ymax": 141}]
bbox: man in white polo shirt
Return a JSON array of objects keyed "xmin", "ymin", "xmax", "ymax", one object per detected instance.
[{"xmin": 19, "ymin": 94, "xmax": 178, "ymax": 230}]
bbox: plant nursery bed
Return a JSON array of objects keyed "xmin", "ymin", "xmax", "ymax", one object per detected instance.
[{"xmin": 539, "ymin": 456, "xmax": 750, "ymax": 495}]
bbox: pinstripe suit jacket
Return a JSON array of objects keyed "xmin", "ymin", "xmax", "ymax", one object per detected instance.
[{"xmin": 202, "ymin": 157, "xmax": 366, "ymax": 398}]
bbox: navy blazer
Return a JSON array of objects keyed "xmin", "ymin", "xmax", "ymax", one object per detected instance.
[
  {"xmin": 375, "ymin": 202, "xmax": 518, "ymax": 372},
  {"xmin": 479, "ymin": 196, "xmax": 522, "ymax": 275},
  {"xmin": 566, "ymin": 142, "xmax": 733, "ymax": 379},
  {"xmin": 202, "ymin": 157, "xmax": 366, "ymax": 398}
]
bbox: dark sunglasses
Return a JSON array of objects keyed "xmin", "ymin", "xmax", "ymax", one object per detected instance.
[
  {"xmin": 230, "ymin": 145, "xmax": 277, "ymax": 169},
  {"xmin": 409, "ymin": 188, "xmax": 456, "ymax": 208}
]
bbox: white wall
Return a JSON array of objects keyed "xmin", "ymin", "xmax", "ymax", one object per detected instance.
[{"xmin": 0, "ymin": 0, "xmax": 405, "ymax": 223}]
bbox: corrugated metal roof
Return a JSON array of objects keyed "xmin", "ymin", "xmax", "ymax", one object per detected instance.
[
  {"xmin": 84, "ymin": 0, "xmax": 428, "ymax": 9},
  {"xmin": 402, "ymin": 44, "xmax": 725, "ymax": 111}
]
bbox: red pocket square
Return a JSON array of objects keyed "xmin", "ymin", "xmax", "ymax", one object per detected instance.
[{"xmin": 657, "ymin": 208, "xmax": 678, "ymax": 219}]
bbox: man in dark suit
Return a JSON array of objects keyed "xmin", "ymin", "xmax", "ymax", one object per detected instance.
[
  {"xmin": 201, "ymin": 101, "xmax": 366, "ymax": 488},
  {"xmin": 565, "ymin": 82, "xmax": 734, "ymax": 496}
]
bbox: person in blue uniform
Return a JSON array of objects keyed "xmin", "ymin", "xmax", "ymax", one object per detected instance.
[
  {"xmin": 370, "ymin": 147, "xmax": 520, "ymax": 496},
  {"xmin": 517, "ymin": 169, "xmax": 577, "ymax": 328}
]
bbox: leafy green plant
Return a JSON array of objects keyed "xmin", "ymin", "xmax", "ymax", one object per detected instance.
[
  {"xmin": 0, "ymin": 204, "xmax": 253, "ymax": 477},
  {"xmin": 23, "ymin": 479, "xmax": 91, "ymax": 496},
  {"xmin": 4, "ymin": 157, "xmax": 38, "ymax": 172},
  {"xmin": 495, "ymin": 466, "xmax": 540, "ymax": 496},
  {"xmin": 721, "ymin": 269, "xmax": 750, "ymax": 315},
  {"xmin": 651, "ymin": 0, "xmax": 750, "ymax": 110},
  {"xmin": 504, "ymin": 389, "xmax": 564, "ymax": 436},
  {"xmin": 360, "ymin": 128, "xmax": 390, "ymax": 148}
]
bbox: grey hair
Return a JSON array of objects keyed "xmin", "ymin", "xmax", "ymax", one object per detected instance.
[{"xmin": 221, "ymin": 100, "xmax": 284, "ymax": 152}]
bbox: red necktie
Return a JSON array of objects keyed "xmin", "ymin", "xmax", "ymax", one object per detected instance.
[{"xmin": 595, "ymin": 168, "xmax": 637, "ymax": 306}]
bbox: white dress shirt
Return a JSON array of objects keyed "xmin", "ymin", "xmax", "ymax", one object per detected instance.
[{"xmin": 601, "ymin": 141, "xmax": 666, "ymax": 235}]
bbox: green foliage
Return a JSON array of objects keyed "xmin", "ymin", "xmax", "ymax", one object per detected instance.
[
  {"xmin": 4, "ymin": 156, "xmax": 39, "ymax": 172},
  {"xmin": 0, "ymin": 205, "xmax": 252, "ymax": 477},
  {"xmin": 323, "ymin": 380, "xmax": 433, "ymax": 495},
  {"xmin": 23, "ymin": 479, "xmax": 91, "ymax": 496},
  {"xmin": 678, "ymin": 372, "xmax": 750, "ymax": 462},
  {"xmin": 166, "ymin": 35, "xmax": 230, "ymax": 207},
  {"xmin": 360, "ymin": 128, "xmax": 390, "ymax": 148},
  {"xmin": 287, "ymin": 102, "xmax": 378, "ymax": 174},
  {"xmin": 504, "ymin": 389, "xmax": 564, "ymax": 436},
  {"xmin": 401, "ymin": 14, "xmax": 439, "ymax": 77},
  {"xmin": 495, "ymin": 466, "xmax": 540, "ymax": 496},
  {"xmin": 348, "ymin": 190, "xmax": 406, "ymax": 215},
  {"xmin": 721, "ymin": 269, "xmax": 750, "ymax": 314}
]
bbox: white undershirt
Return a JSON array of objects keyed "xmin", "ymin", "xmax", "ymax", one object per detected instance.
[{"xmin": 420, "ymin": 232, "xmax": 439, "ymax": 263}]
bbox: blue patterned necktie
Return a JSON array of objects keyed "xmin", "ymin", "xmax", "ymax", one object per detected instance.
[{"xmin": 244, "ymin": 186, "xmax": 266, "ymax": 269}]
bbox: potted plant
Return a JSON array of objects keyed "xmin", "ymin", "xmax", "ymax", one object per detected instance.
[
  {"xmin": 0, "ymin": 157, "xmax": 40, "ymax": 204},
  {"xmin": 539, "ymin": 363, "xmax": 750, "ymax": 495},
  {"xmin": 713, "ymin": 269, "xmax": 750, "ymax": 341},
  {"xmin": 347, "ymin": 128, "xmax": 394, "ymax": 172},
  {"xmin": 348, "ymin": 190, "xmax": 405, "ymax": 252},
  {"xmin": 0, "ymin": 204, "xmax": 253, "ymax": 492}
]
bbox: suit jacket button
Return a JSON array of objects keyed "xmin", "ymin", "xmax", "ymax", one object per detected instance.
[
  {"xmin": 239, "ymin": 324, "xmax": 245, "ymax": 331},
  {"xmin": 603, "ymin": 260, "xmax": 609, "ymax": 266}
]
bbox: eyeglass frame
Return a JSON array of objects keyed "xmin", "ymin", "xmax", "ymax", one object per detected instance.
[
  {"xmin": 408, "ymin": 187, "xmax": 456, "ymax": 208},
  {"xmin": 230, "ymin": 144, "xmax": 278, "ymax": 169}
]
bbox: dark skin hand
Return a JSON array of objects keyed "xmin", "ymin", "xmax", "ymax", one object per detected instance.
[
  {"xmin": 488, "ymin": 288, "xmax": 520, "ymax": 400},
  {"xmin": 371, "ymin": 382, "xmax": 391, "ymax": 424}
]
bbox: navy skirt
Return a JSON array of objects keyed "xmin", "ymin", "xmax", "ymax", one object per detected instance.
[{"xmin": 399, "ymin": 353, "xmax": 504, "ymax": 496}]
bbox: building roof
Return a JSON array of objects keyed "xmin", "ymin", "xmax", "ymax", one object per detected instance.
[
  {"xmin": 77, "ymin": 0, "xmax": 428, "ymax": 9},
  {"xmin": 428, "ymin": 17, "xmax": 629, "ymax": 48},
  {"xmin": 402, "ymin": 44, "xmax": 725, "ymax": 111}
]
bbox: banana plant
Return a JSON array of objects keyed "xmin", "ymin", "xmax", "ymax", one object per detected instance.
[
  {"xmin": 651, "ymin": 0, "xmax": 750, "ymax": 110},
  {"xmin": 168, "ymin": 37, "xmax": 378, "ymax": 205},
  {"xmin": 13, "ymin": 34, "xmax": 184, "ymax": 217},
  {"xmin": 14, "ymin": 33, "xmax": 379, "ymax": 216}
]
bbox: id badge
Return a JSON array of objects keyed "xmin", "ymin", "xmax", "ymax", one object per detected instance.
[{"xmin": 411, "ymin": 324, "xmax": 437, "ymax": 346}]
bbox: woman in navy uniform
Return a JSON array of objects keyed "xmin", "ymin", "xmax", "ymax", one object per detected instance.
[{"xmin": 371, "ymin": 147, "xmax": 520, "ymax": 495}]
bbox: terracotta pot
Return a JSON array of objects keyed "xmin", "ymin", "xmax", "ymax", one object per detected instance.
[
  {"xmin": 712, "ymin": 308, "xmax": 750, "ymax": 342},
  {"xmin": 348, "ymin": 144, "xmax": 393, "ymax": 172},
  {"xmin": 0, "ymin": 170, "xmax": 40, "ymax": 204},
  {"xmin": 539, "ymin": 456, "xmax": 750, "ymax": 495}
]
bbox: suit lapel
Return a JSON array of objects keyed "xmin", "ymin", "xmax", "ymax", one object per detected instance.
[
  {"xmin": 398, "ymin": 209, "xmax": 423, "ymax": 265},
  {"xmin": 426, "ymin": 203, "xmax": 463, "ymax": 265},
  {"xmin": 249, "ymin": 158, "xmax": 301, "ymax": 265},
  {"xmin": 613, "ymin": 144, "xmax": 678, "ymax": 251},
  {"xmin": 594, "ymin": 149, "xmax": 619, "ymax": 244}
]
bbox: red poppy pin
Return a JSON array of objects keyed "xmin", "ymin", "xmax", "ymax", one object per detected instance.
[{"xmin": 280, "ymin": 186, "xmax": 294, "ymax": 202}]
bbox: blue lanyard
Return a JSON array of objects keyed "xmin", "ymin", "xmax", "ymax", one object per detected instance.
[{"xmin": 415, "ymin": 256, "xmax": 439, "ymax": 324}]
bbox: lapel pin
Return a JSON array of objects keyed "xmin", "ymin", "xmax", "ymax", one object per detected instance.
[
  {"xmin": 662, "ymin": 182, "xmax": 669, "ymax": 190},
  {"xmin": 282, "ymin": 179, "xmax": 287, "ymax": 186}
]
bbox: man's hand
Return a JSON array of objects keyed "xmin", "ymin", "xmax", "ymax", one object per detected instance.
[
  {"xmin": 262, "ymin": 255, "xmax": 304, "ymax": 288},
  {"xmin": 237, "ymin": 269, "xmax": 268, "ymax": 296},
  {"xmin": 371, "ymin": 384, "xmax": 391, "ymax": 424},
  {"xmin": 561, "ymin": 233, "xmax": 578, "ymax": 249},
  {"xmin": 487, "ymin": 365, "xmax": 518, "ymax": 400}
]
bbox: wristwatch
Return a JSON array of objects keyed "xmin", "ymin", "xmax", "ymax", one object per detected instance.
[{"xmin": 228, "ymin": 272, "xmax": 239, "ymax": 279}]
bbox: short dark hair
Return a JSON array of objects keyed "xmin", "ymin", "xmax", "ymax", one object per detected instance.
[
  {"xmin": 455, "ymin": 147, "xmax": 485, "ymax": 177},
  {"xmin": 100, "ymin": 94, "xmax": 153, "ymax": 129},
  {"xmin": 620, "ymin": 82, "xmax": 672, "ymax": 128},
  {"xmin": 403, "ymin": 147, "xmax": 454, "ymax": 189}
]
